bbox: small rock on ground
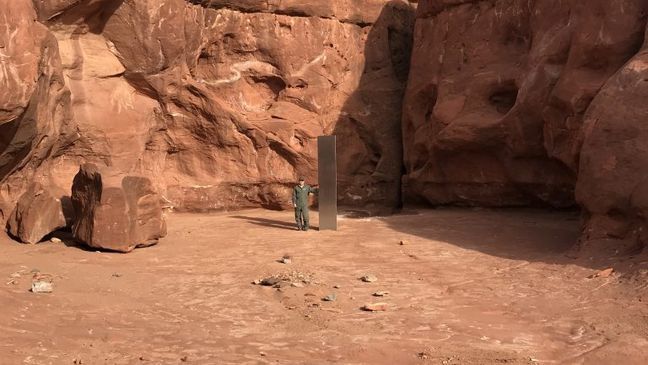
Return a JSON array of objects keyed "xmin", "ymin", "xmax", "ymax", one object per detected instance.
[
  {"xmin": 51, "ymin": 237, "xmax": 62, "ymax": 243},
  {"xmin": 322, "ymin": 293, "xmax": 336, "ymax": 302},
  {"xmin": 588, "ymin": 267, "xmax": 614, "ymax": 279},
  {"xmin": 361, "ymin": 275, "xmax": 377, "ymax": 283},
  {"xmin": 361, "ymin": 302, "xmax": 389, "ymax": 311},
  {"xmin": 31, "ymin": 280, "xmax": 53, "ymax": 293},
  {"xmin": 260, "ymin": 277, "xmax": 281, "ymax": 286},
  {"xmin": 372, "ymin": 291, "xmax": 389, "ymax": 297}
]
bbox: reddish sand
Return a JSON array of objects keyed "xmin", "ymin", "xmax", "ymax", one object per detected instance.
[{"xmin": 1, "ymin": 209, "xmax": 647, "ymax": 364}]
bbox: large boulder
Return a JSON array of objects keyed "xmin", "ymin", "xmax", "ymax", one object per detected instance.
[
  {"xmin": 0, "ymin": 0, "xmax": 76, "ymax": 221},
  {"xmin": 71, "ymin": 164, "xmax": 166, "ymax": 252},
  {"xmin": 576, "ymin": 49, "xmax": 648, "ymax": 253},
  {"xmin": 6, "ymin": 182, "xmax": 66, "ymax": 244}
]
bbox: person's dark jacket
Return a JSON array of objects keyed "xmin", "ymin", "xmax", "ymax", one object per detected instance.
[{"xmin": 292, "ymin": 185, "xmax": 317, "ymax": 208}]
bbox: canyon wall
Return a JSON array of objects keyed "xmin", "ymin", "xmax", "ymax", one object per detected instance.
[
  {"xmin": 0, "ymin": 0, "xmax": 415, "ymax": 222},
  {"xmin": 3, "ymin": 0, "xmax": 648, "ymax": 251},
  {"xmin": 403, "ymin": 0, "xmax": 648, "ymax": 250}
]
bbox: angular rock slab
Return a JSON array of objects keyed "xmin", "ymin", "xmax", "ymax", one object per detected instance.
[
  {"xmin": 6, "ymin": 182, "xmax": 67, "ymax": 244},
  {"xmin": 71, "ymin": 164, "xmax": 167, "ymax": 252}
]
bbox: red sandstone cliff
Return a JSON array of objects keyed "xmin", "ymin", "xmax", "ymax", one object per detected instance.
[
  {"xmin": 1, "ymin": 0, "xmax": 414, "ymax": 221},
  {"xmin": 2, "ymin": 0, "xmax": 648, "ymax": 252},
  {"xmin": 403, "ymin": 0, "xmax": 648, "ymax": 251}
]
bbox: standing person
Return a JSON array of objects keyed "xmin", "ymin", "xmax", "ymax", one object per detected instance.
[{"xmin": 292, "ymin": 177, "xmax": 318, "ymax": 231}]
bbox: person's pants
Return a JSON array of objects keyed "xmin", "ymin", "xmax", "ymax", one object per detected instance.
[{"xmin": 295, "ymin": 206, "xmax": 309, "ymax": 229}]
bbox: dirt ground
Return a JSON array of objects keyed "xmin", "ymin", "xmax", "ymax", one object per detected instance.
[{"xmin": 1, "ymin": 208, "xmax": 648, "ymax": 365}]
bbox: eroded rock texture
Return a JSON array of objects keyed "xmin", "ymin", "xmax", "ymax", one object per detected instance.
[
  {"xmin": 0, "ymin": 0, "xmax": 76, "ymax": 221},
  {"xmin": 577, "ymin": 46, "xmax": 648, "ymax": 254},
  {"xmin": 71, "ymin": 163, "xmax": 166, "ymax": 252},
  {"xmin": 6, "ymin": 182, "xmax": 66, "ymax": 244},
  {"xmin": 3, "ymin": 0, "xmax": 648, "ymax": 252},
  {"xmin": 0, "ymin": 0, "xmax": 415, "ymax": 227},
  {"xmin": 403, "ymin": 0, "xmax": 648, "ymax": 247}
]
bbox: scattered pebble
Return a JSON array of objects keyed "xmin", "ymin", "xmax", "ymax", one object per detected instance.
[
  {"xmin": 260, "ymin": 277, "xmax": 281, "ymax": 286},
  {"xmin": 598, "ymin": 268, "xmax": 614, "ymax": 278},
  {"xmin": 361, "ymin": 275, "xmax": 377, "ymax": 283},
  {"xmin": 112, "ymin": 273, "xmax": 122, "ymax": 278},
  {"xmin": 333, "ymin": 285, "xmax": 341, "ymax": 289},
  {"xmin": 280, "ymin": 254, "xmax": 292, "ymax": 264},
  {"xmin": 322, "ymin": 293, "xmax": 336, "ymax": 302},
  {"xmin": 588, "ymin": 267, "xmax": 614, "ymax": 279},
  {"xmin": 32, "ymin": 280, "xmax": 53, "ymax": 293},
  {"xmin": 51, "ymin": 237, "xmax": 62, "ymax": 244},
  {"xmin": 260, "ymin": 352, "xmax": 267, "ymax": 357},
  {"xmin": 291, "ymin": 282, "xmax": 304, "ymax": 288},
  {"xmin": 372, "ymin": 291, "xmax": 389, "ymax": 297},
  {"xmin": 180, "ymin": 355, "xmax": 188, "ymax": 362},
  {"xmin": 257, "ymin": 271, "xmax": 314, "ymax": 287},
  {"xmin": 361, "ymin": 302, "xmax": 389, "ymax": 312},
  {"xmin": 399, "ymin": 240, "xmax": 407, "ymax": 245}
]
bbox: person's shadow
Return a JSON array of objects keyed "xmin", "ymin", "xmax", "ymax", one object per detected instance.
[{"xmin": 231, "ymin": 215, "xmax": 319, "ymax": 231}]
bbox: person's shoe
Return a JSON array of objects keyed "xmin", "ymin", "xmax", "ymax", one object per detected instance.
[
  {"xmin": 296, "ymin": 226, "xmax": 302, "ymax": 231},
  {"xmin": 303, "ymin": 227, "xmax": 309, "ymax": 231}
]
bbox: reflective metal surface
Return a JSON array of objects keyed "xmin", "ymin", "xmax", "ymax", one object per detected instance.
[{"xmin": 317, "ymin": 136, "xmax": 337, "ymax": 230}]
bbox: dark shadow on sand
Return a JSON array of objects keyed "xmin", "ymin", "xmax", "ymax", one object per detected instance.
[
  {"xmin": 356, "ymin": 206, "xmax": 634, "ymax": 271},
  {"xmin": 231, "ymin": 215, "xmax": 319, "ymax": 231}
]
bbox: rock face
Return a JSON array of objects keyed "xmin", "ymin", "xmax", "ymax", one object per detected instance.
[
  {"xmin": 71, "ymin": 164, "xmax": 166, "ymax": 252},
  {"xmin": 404, "ymin": 0, "xmax": 646, "ymax": 208},
  {"xmin": 576, "ymin": 47, "xmax": 648, "ymax": 253},
  {"xmin": 403, "ymin": 0, "xmax": 648, "ymax": 247},
  {"xmin": 0, "ymin": 0, "xmax": 416, "ymax": 222},
  {"xmin": 3, "ymin": 0, "xmax": 648, "ymax": 252},
  {"xmin": 6, "ymin": 182, "xmax": 67, "ymax": 244},
  {"xmin": 0, "ymin": 0, "xmax": 76, "ymax": 220}
]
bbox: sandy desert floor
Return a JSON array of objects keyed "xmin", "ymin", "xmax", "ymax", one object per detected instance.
[{"xmin": 1, "ymin": 208, "xmax": 648, "ymax": 365}]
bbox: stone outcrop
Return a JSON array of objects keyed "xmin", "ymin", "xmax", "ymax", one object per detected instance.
[
  {"xmin": 6, "ymin": 182, "xmax": 67, "ymax": 244},
  {"xmin": 0, "ymin": 0, "xmax": 77, "ymax": 220},
  {"xmin": 0, "ymin": 0, "xmax": 416, "ymax": 223},
  {"xmin": 576, "ymin": 48, "xmax": 648, "ymax": 253},
  {"xmin": 404, "ymin": 0, "xmax": 647, "ymax": 208},
  {"xmin": 402, "ymin": 0, "xmax": 648, "ymax": 248},
  {"xmin": 2, "ymin": 0, "xmax": 648, "ymax": 252},
  {"xmin": 71, "ymin": 163, "xmax": 166, "ymax": 252}
]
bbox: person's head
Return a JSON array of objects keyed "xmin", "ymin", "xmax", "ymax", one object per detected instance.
[{"xmin": 299, "ymin": 177, "xmax": 305, "ymax": 187}]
